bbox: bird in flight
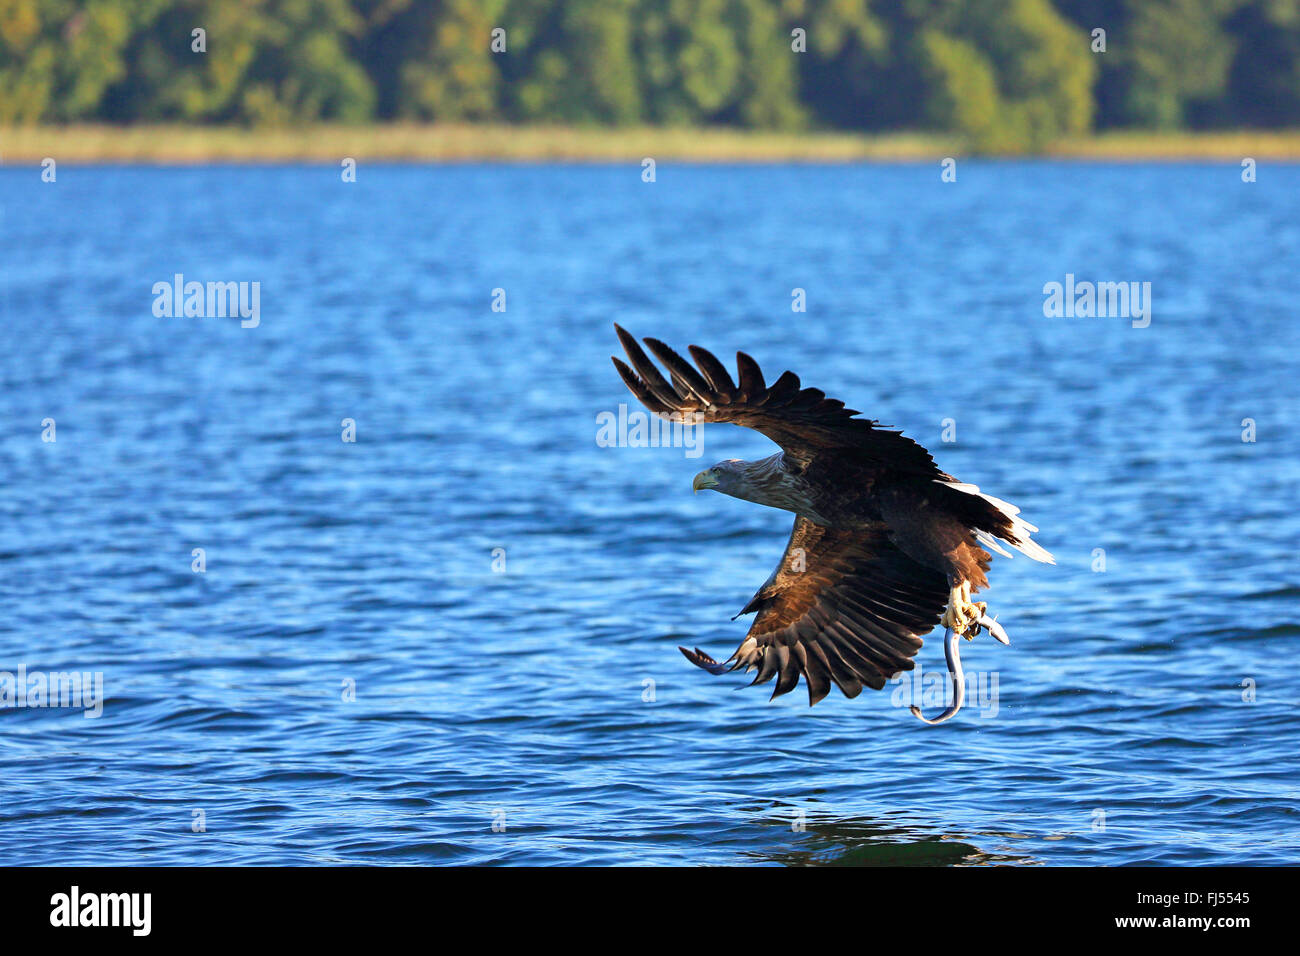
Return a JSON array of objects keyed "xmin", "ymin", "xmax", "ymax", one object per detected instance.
[{"xmin": 611, "ymin": 325, "xmax": 1053, "ymax": 724}]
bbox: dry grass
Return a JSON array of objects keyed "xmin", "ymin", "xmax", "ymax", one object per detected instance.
[
  {"xmin": 2, "ymin": 123, "xmax": 1299, "ymax": 163},
  {"xmin": 1047, "ymin": 130, "xmax": 1300, "ymax": 160},
  {"xmin": 0, "ymin": 124, "xmax": 952, "ymax": 163}
]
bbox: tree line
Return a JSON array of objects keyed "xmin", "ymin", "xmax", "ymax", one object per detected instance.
[{"xmin": 2, "ymin": 1, "xmax": 1297, "ymax": 148}]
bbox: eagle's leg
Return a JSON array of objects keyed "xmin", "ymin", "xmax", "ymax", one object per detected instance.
[
  {"xmin": 939, "ymin": 580, "xmax": 983, "ymax": 637},
  {"xmin": 938, "ymin": 579, "xmax": 1009, "ymax": 644}
]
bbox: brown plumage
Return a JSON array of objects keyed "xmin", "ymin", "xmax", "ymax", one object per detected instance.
[{"xmin": 612, "ymin": 325, "xmax": 1054, "ymax": 713}]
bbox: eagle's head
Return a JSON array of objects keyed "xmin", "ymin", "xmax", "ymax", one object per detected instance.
[
  {"xmin": 691, "ymin": 459, "xmax": 744, "ymax": 496},
  {"xmin": 693, "ymin": 455, "xmax": 816, "ymax": 518}
]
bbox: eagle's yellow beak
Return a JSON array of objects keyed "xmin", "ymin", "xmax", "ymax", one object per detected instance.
[{"xmin": 692, "ymin": 469, "xmax": 719, "ymax": 494}]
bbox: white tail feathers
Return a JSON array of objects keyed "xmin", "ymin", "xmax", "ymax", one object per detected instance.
[{"xmin": 938, "ymin": 480, "xmax": 1056, "ymax": 565}]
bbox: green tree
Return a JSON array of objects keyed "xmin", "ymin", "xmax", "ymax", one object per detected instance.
[
  {"xmin": 781, "ymin": 0, "xmax": 893, "ymax": 129},
  {"xmin": 396, "ymin": 0, "xmax": 502, "ymax": 121},
  {"xmin": 1125, "ymin": 0, "xmax": 1241, "ymax": 128},
  {"xmin": 1057, "ymin": 0, "xmax": 1245, "ymax": 128},
  {"xmin": 634, "ymin": 0, "xmax": 744, "ymax": 123},
  {"xmin": 243, "ymin": 0, "xmax": 375, "ymax": 123},
  {"xmin": 0, "ymin": 0, "xmax": 163, "ymax": 122},
  {"xmin": 725, "ymin": 0, "xmax": 804, "ymax": 127},
  {"xmin": 907, "ymin": 0, "xmax": 1097, "ymax": 149},
  {"xmin": 4, "ymin": 0, "xmax": 1299, "ymax": 138},
  {"xmin": 103, "ymin": 0, "xmax": 374, "ymax": 123},
  {"xmin": 505, "ymin": 0, "xmax": 638, "ymax": 124},
  {"xmin": 916, "ymin": 28, "xmax": 1005, "ymax": 144},
  {"xmin": 1225, "ymin": 0, "xmax": 1300, "ymax": 125}
]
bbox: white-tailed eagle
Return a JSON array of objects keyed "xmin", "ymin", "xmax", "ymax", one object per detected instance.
[{"xmin": 612, "ymin": 325, "xmax": 1053, "ymax": 724}]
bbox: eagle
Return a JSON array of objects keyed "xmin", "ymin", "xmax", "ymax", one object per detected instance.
[{"xmin": 611, "ymin": 325, "xmax": 1054, "ymax": 724}]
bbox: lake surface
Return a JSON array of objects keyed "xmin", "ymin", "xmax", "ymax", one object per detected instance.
[{"xmin": 1, "ymin": 162, "xmax": 1297, "ymax": 865}]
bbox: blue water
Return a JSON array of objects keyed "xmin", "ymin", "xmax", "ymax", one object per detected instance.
[{"xmin": 1, "ymin": 162, "xmax": 1297, "ymax": 865}]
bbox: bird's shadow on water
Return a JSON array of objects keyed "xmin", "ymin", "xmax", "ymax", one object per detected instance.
[{"xmin": 739, "ymin": 809, "xmax": 1038, "ymax": 867}]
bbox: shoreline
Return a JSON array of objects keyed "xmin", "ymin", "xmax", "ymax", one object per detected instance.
[{"xmin": 4, "ymin": 124, "xmax": 1300, "ymax": 164}]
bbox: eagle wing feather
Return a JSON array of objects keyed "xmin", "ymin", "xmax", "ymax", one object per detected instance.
[
  {"xmin": 613, "ymin": 323, "xmax": 943, "ymax": 474},
  {"xmin": 699, "ymin": 517, "xmax": 949, "ymax": 706}
]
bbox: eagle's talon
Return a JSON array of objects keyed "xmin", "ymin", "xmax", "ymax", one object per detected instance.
[{"xmin": 942, "ymin": 589, "xmax": 994, "ymax": 639}]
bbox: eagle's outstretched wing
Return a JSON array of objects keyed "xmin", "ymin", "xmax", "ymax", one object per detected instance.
[
  {"xmin": 612, "ymin": 325, "xmax": 1050, "ymax": 559},
  {"xmin": 611, "ymin": 323, "xmax": 943, "ymax": 474},
  {"xmin": 681, "ymin": 516, "xmax": 948, "ymax": 706}
]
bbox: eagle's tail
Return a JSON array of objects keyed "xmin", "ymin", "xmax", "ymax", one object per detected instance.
[{"xmin": 936, "ymin": 480, "xmax": 1055, "ymax": 565}]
